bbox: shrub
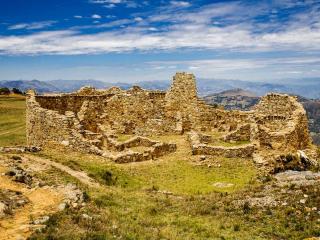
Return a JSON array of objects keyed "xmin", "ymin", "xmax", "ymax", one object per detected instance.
[
  {"xmin": 233, "ymin": 224, "xmax": 240, "ymax": 231},
  {"xmin": 243, "ymin": 201, "xmax": 250, "ymax": 214},
  {"xmin": 0, "ymin": 87, "xmax": 10, "ymax": 95},
  {"xmin": 12, "ymin": 88, "xmax": 23, "ymax": 95},
  {"xmin": 101, "ymin": 170, "xmax": 115, "ymax": 185}
]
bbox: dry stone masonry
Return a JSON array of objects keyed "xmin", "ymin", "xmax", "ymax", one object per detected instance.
[{"xmin": 26, "ymin": 72, "xmax": 317, "ymax": 165}]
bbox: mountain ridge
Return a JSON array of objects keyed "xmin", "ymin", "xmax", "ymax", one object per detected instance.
[{"xmin": 0, "ymin": 77, "xmax": 319, "ymax": 99}]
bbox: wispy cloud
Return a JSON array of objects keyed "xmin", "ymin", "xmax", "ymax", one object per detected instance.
[
  {"xmin": 89, "ymin": 0, "xmax": 138, "ymax": 8},
  {"xmin": 8, "ymin": 21, "xmax": 56, "ymax": 30},
  {"xmin": 90, "ymin": 0, "xmax": 122, "ymax": 3},
  {"xmin": 148, "ymin": 57, "xmax": 320, "ymax": 71},
  {"xmin": 146, "ymin": 56, "xmax": 320, "ymax": 80}
]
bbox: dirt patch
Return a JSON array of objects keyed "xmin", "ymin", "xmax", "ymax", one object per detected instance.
[
  {"xmin": 0, "ymin": 155, "xmax": 89, "ymax": 240},
  {"xmin": 0, "ymin": 171, "xmax": 63, "ymax": 240}
]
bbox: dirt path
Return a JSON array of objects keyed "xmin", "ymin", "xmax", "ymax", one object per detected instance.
[
  {"xmin": 0, "ymin": 126, "xmax": 24, "ymax": 136},
  {"xmin": 0, "ymin": 166, "xmax": 63, "ymax": 240},
  {"xmin": 0, "ymin": 153, "xmax": 100, "ymax": 240},
  {"xmin": 26, "ymin": 155, "xmax": 100, "ymax": 188}
]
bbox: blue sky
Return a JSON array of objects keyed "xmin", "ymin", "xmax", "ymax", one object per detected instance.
[{"xmin": 0, "ymin": 0, "xmax": 319, "ymax": 82}]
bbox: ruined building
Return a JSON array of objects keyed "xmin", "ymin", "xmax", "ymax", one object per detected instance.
[{"xmin": 26, "ymin": 72, "xmax": 315, "ymax": 164}]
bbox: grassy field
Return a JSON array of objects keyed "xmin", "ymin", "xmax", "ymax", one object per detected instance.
[
  {"xmin": 0, "ymin": 95, "xmax": 26, "ymax": 146},
  {"xmin": 0, "ymin": 96, "xmax": 319, "ymax": 239},
  {"xmin": 29, "ymin": 145, "xmax": 320, "ymax": 240}
]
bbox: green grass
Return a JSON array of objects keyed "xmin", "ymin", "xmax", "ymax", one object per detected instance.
[
  {"xmin": 29, "ymin": 145, "xmax": 261, "ymax": 239},
  {"xmin": 211, "ymin": 140, "xmax": 251, "ymax": 147},
  {"xmin": 122, "ymin": 158, "xmax": 256, "ymax": 194},
  {"xmin": 35, "ymin": 133, "xmax": 256, "ymax": 195},
  {"xmin": 117, "ymin": 134, "xmax": 134, "ymax": 142},
  {"xmin": 202, "ymin": 130, "xmax": 251, "ymax": 147},
  {"xmin": 0, "ymin": 95, "xmax": 26, "ymax": 146},
  {"xmin": 31, "ymin": 157, "xmax": 320, "ymax": 240}
]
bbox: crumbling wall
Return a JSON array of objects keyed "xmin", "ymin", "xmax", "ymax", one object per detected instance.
[
  {"xmin": 26, "ymin": 90, "xmax": 102, "ymax": 154},
  {"xmin": 224, "ymin": 123, "xmax": 251, "ymax": 142},
  {"xmin": 100, "ymin": 88, "xmax": 167, "ymax": 135},
  {"xmin": 35, "ymin": 95, "xmax": 112, "ymax": 115},
  {"xmin": 187, "ymin": 131, "xmax": 254, "ymax": 158},
  {"xmin": 197, "ymin": 98, "xmax": 252, "ymax": 132},
  {"xmin": 192, "ymin": 144, "xmax": 255, "ymax": 158},
  {"xmin": 253, "ymin": 93, "xmax": 312, "ymax": 152}
]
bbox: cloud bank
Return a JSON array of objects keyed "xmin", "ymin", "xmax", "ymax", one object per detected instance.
[{"xmin": 0, "ymin": 1, "xmax": 319, "ymax": 55}]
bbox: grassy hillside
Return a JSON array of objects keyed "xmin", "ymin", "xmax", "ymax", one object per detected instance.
[{"xmin": 0, "ymin": 95, "xmax": 26, "ymax": 146}]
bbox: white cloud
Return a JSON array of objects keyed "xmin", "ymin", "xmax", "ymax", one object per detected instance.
[
  {"xmin": 91, "ymin": 14, "xmax": 102, "ymax": 19},
  {"xmin": 74, "ymin": 15, "xmax": 83, "ymax": 19},
  {"xmin": 90, "ymin": 0, "xmax": 139, "ymax": 8},
  {"xmin": 170, "ymin": 1, "xmax": 191, "ymax": 8},
  {"xmin": 103, "ymin": 4, "xmax": 116, "ymax": 8},
  {"xmin": 8, "ymin": 21, "xmax": 56, "ymax": 30},
  {"xmin": 134, "ymin": 17, "xmax": 143, "ymax": 22}
]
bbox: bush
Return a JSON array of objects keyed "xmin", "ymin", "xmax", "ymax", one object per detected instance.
[
  {"xmin": 243, "ymin": 201, "xmax": 250, "ymax": 214},
  {"xmin": 233, "ymin": 224, "xmax": 240, "ymax": 231},
  {"xmin": 101, "ymin": 170, "xmax": 115, "ymax": 185},
  {"xmin": 12, "ymin": 88, "xmax": 23, "ymax": 95},
  {"xmin": 0, "ymin": 87, "xmax": 10, "ymax": 95}
]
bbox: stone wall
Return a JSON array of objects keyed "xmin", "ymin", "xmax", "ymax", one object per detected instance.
[
  {"xmin": 187, "ymin": 131, "xmax": 254, "ymax": 158},
  {"xmin": 192, "ymin": 144, "xmax": 255, "ymax": 158},
  {"xmin": 35, "ymin": 95, "xmax": 113, "ymax": 114},
  {"xmin": 26, "ymin": 90, "xmax": 101, "ymax": 154},
  {"xmin": 100, "ymin": 88, "xmax": 167, "ymax": 135},
  {"xmin": 253, "ymin": 93, "xmax": 312, "ymax": 152},
  {"xmin": 224, "ymin": 124, "xmax": 251, "ymax": 142}
]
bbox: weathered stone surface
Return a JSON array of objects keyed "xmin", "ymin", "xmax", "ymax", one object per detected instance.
[
  {"xmin": 272, "ymin": 151, "xmax": 319, "ymax": 173},
  {"xmin": 274, "ymin": 170, "xmax": 320, "ymax": 187},
  {"xmin": 0, "ymin": 146, "xmax": 41, "ymax": 153}
]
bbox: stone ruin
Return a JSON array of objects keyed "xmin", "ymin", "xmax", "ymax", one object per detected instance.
[{"xmin": 26, "ymin": 72, "xmax": 317, "ymax": 165}]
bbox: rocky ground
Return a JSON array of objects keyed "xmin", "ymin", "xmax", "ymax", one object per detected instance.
[{"xmin": 0, "ymin": 154, "xmax": 90, "ymax": 240}]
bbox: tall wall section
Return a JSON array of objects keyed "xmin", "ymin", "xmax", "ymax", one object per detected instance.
[
  {"xmin": 164, "ymin": 72, "xmax": 200, "ymax": 132},
  {"xmin": 253, "ymin": 93, "xmax": 312, "ymax": 152}
]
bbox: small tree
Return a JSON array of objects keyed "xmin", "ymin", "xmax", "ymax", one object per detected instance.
[
  {"xmin": 12, "ymin": 88, "xmax": 23, "ymax": 95},
  {"xmin": 0, "ymin": 87, "xmax": 10, "ymax": 95}
]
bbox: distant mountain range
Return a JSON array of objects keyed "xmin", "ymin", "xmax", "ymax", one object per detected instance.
[{"xmin": 0, "ymin": 77, "xmax": 319, "ymax": 99}]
